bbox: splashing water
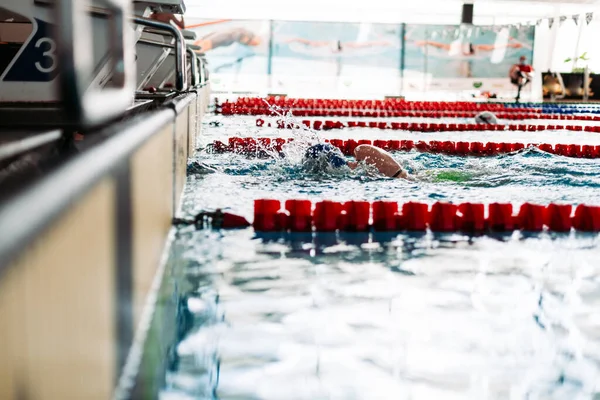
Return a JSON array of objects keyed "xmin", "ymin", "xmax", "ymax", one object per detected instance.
[
  {"xmin": 200, "ymin": 110, "xmax": 600, "ymax": 194},
  {"xmin": 208, "ymin": 101, "xmax": 393, "ymax": 181}
]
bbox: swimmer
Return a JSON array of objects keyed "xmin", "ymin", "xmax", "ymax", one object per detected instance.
[
  {"xmin": 474, "ymin": 111, "xmax": 498, "ymax": 124},
  {"xmin": 193, "ymin": 27, "xmax": 261, "ymax": 52},
  {"xmin": 303, "ymin": 143, "xmax": 409, "ymax": 179},
  {"xmin": 410, "ymin": 37, "xmax": 523, "ymax": 56},
  {"xmin": 284, "ymin": 38, "xmax": 394, "ymax": 53}
]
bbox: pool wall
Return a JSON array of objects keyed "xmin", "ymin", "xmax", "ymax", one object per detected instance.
[{"xmin": 0, "ymin": 85, "xmax": 209, "ymax": 399}]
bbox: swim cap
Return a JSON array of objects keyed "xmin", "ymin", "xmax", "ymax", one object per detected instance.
[
  {"xmin": 303, "ymin": 143, "xmax": 347, "ymax": 169},
  {"xmin": 475, "ymin": 111, "xmax": 498, "ymax": 125}
]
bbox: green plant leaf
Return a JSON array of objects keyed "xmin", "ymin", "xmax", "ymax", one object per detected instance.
[{"xmin": 565, "ymin": 57, "xmax": 572, "ymax": 63}]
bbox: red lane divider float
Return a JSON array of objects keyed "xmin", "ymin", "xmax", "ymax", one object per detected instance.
[
  {"xmin": 221, "ymin": 104, "xmax": 600, "ymax": 122},
  {"xmin": 209, "ymin": 137, "xmax": 600, "ymax": 159},
  {"xmin": 254, "ymin": 199, "xmax": 600, "ymax": 233},
  {"xmin": 220, "ymin": 97, "xmax": 540, "ymax": 113},
  {"xmin": 254, "ymin": 117, "xmax": 600, "ymax": 133}
]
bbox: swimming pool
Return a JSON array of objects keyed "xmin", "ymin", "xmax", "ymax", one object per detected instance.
[{"xmin": 161, "ymin": 106, "xmax": 600, "ymax": 399}]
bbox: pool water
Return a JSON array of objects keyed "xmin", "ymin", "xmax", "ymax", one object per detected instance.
[{"xmin": 161, "ymin": 112, "xmax": 600, "ymax": 400}]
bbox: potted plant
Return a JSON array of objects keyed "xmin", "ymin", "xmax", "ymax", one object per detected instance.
[
  {"xmin": 562, "ymin": 52, "xmax": 593, "ymax": 99},
  {"xmin": 565, "ymin": 52, "xmax": 591, "ymax": 73}
]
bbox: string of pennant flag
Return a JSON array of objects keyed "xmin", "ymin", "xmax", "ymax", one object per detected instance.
[
  {"xmin": 428, "ymin": 12, "xmax": 594, "ymax": 39},
  {"xmin": 514, "ymin": 12, "xmax": 593, "ymax": 29},
  {"xmin": 543, "ymin": 12, "xmax": 594, "ymax": 29},
  {"xmin": 496, "ymin": 12, "xmax": 594, "ymax": 29}
]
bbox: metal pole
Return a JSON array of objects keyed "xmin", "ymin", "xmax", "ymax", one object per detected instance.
[
  {"xmin": 400, "ymin": 23, "xmax": 406, "ymax": 96},
  {"xmin": 573, "ymin": 18, "xmax": 585, "ymax": 71},
  {"xmin": 584, "ymin": 66, "xmax": 590, "ymax": 101},
  {"xmin": 424, "ymin": 26, "xmax": 428, "ymax": 93},
  {"xmin": 546, "ymin": 6, "xmax": 561, "ymax": 70},
  {"xmin": 268, "ymin": 20, "xmax": 274, "ymax": 91}
]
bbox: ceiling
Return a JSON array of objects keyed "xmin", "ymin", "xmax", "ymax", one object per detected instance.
[{"xmin": 185, "ymin": 0, "xmax": 600, "ymax": 24}]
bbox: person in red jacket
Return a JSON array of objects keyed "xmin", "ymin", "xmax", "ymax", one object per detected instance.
[{"xmin": 510, "ymin": 55, "xmax": 534, "ymax": 102}]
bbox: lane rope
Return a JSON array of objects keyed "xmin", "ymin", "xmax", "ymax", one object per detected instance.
[
  {"xmin": 221, "ymin": 105, "xmax": 600, "ymax": 122},
  {"xmin": 218, "ymin": 96, "xmax": 600, "ymax": 116},
  {"xmin": 209, "ymin": 137, "xmax": 600, "ymax": 159},
  {"xmin": 254, "ymin": 117, "xmax": 600, "ymax": 133},
  {"xmin": 254, "ymin": 199, "xmax": 600, "ymax": 233}
]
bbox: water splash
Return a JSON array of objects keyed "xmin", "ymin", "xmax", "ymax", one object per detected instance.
[{"xmin": 260, "ymin": 98, "xmax": 323, "ymax": 165}]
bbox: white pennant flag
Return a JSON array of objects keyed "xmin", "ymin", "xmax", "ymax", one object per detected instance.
[
  {"xmin": 573, "ymin": 15, "xmax": 579, "ymax": 25},
  {"xmin": 586, "ymin": 12, "xmax": 593, "ymax": 25},
  {"xmin": 559, "ymin": 16, "xmax": 567, "ymax": 26}
]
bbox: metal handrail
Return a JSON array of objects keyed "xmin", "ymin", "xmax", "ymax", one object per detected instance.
[
  {"xmin": 181, "ymin": 29, "xmax": 197, "ymax": 40},
  {"xmin": 137, "ymin": 41, "xmax": 198, "ymax": 87},
  {"xmin": 55, "ymin": 0, "xmax": 136, "ymax": 127},
  {"xmin": 186, "ymin": 47, "xmax": 199, "ymax": 87},
  {"xmin": 196, "ymin": 56, "xmax": 206, "ymax": 85},
  {"xmin": 133, "ymin": 17, "xmax": 187, "ymax": 91},
  {"xmin": 196, "ymin": 56, "xmax": 204, "ymax": 86},
  {"xmin": 0, "ymin": 130, "xmax": 62, "ymax": 163}
]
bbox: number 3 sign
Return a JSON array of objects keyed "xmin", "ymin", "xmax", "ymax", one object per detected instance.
[{"xmin": 3, "ymin": 18, "xmax": 59, "ymax": 82}]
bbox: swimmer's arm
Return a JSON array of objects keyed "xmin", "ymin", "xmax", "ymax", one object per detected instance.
[
  {"xmin": 351, "ymin": 159, "xmax": 412, "ymax": 180},
  {"xmin": 476, "ymin": 43, "xmax": 513, "ymax": 51},
  {"xmin": 284, "ymin": 38, "xmax": 329, "ymax": 47},
  {"xmin": 476, "ymin": 41, "xmax": 523, "ymax": 52},
  {"xmin": 284, "ymin": 38, "xmax": 312, "ymax": 44},
  {"xmin": 414, "ymin": 40, "xmax": 449, "ymax": 50},
  {"xmin": 353, "ymin": 145, "xmax": 410, "ymax": 180},
  {"xmin": 195, "ymin": 28, "xmax": 260, "ymax": 51},
  {"xmin": 475, "ymin": 44, "xmax": 496, "ymax": 51},
  {"xmin": 343, "ymin": 40, "xmax": 392, "ymax": 48},
  {"xmin": 508, "ymin": 37, "xmax": 525, "ymax": 46}
]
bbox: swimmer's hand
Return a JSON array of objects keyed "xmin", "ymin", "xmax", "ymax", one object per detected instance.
[
  {"xmin": 347, "ymin": 161, "xmax": 359, "ymax": 170},
  {"xmin": 187, "ymin": 161, "xmax": 218, "ymax": 175},
  {"xmin": 397, "ymin": 169, "xmax": 411, "ymax": 180}
]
